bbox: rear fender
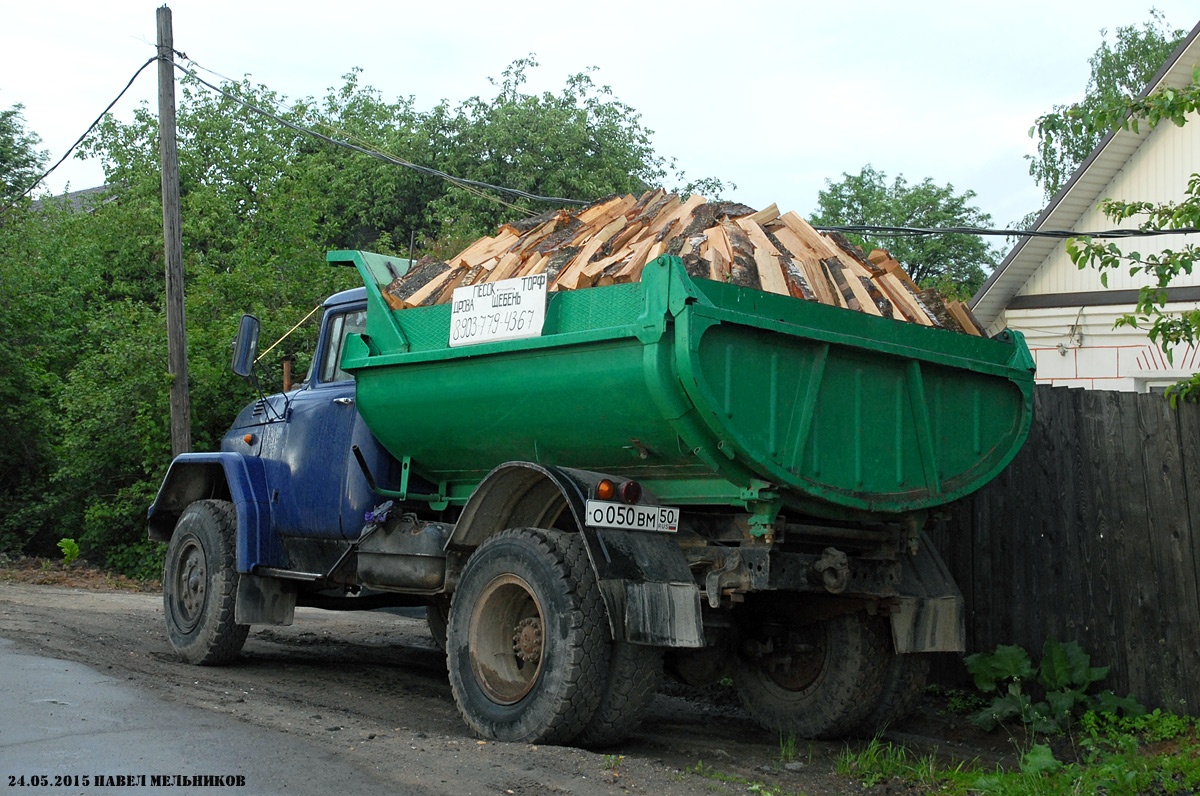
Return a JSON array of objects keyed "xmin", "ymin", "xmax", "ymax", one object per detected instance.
[
  {"xmin": 147, "ymin": 453, "xmax": 285, "ymax": 572},
  {"xmin": 449, "ymin": 461, "xmax": 703, "ymax": 648}
]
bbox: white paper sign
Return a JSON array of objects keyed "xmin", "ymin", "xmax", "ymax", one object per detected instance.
[{"xmin": 448, "ymin": 274, "xmax": 548, "ymax": 347}]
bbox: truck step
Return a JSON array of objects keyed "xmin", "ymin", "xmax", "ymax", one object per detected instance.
[{"xmin": 253, "ymin": 567, "xmax": 325, "ymax": 583}]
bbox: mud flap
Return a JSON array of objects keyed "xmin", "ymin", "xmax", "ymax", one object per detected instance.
[
  {"xmin": 582, "ymin": 527, "xmax": 704, "ymax": 648},
  {"xmin": 890, "ymin": 533, "xmax": 964, "ymax": 653},
  {"xmin": 235, "ymin": 573, "xmax": 296, "ymax": 626}
]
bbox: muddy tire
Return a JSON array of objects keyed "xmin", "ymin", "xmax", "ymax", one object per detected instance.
[
  {"xmin": 733, "ymin": 611, "xmax": 889, "ymax": 739},
  {"xmin": 574, "ymin": 642, "xmax": 663, "ymax": 748},
  {"xmin": 447, "ymin": 528, "xmax": 607, "ymax": 744},
  {"xmin": 163, "ymin": 500, "xmax": 249, "ymax": 665},
  {"xmin": 852, "ymin": 653, "xmax": 930, "ymax": 736}
]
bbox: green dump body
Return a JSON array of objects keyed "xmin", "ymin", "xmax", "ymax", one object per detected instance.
[{"xmin": 335, "ymin": 250, "xmax": 1035, "ymax": 522}]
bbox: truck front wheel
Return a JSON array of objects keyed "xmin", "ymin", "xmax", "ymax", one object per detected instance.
[
  {"xmin": 163, "ymin": 499, "xmax": 249, "ymax": 665},
  {"xmin": 447, "ymin": 528, "xmax": 607, "ymax": 744},
  {"xmin": 732, "ymin": 611, "xmax": 889, "ymax": 739}
]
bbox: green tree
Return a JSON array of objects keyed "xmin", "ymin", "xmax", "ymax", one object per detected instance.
[
  {"xmin": 418, "ymin": 56, "xmax": 668, "ymax": 247},
  {"xmin": 0, "ymin": 103, "xmax": 47, "ymax": 203},
  {"xmin": 1044, "ymin": 69, "xmax": 1200, "ymax": 399},
  {"xmin": 0, "ymin": 108, "xmax": 60, "ymax": 554},
  {"xmin": 810, "ymin": 164, "xmax": 997, "ymax": 299},
  {"xmin": 1029, "ymin": 10, "xmax": 1186, "ymax": 201}
]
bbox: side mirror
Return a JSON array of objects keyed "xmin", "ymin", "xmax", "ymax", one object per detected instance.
[{"xmin": 231, "ymin": 314, "xmax": 260, "ymax": 378}]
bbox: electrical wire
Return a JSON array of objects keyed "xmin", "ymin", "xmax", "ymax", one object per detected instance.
[
  {"xmin": 171, "ymin": 58, "xmax": 590, "ymax": 210},
  {"xmin": 3, "ymin": 56, "xmax": 157, "ymax": 212},
  {"xmin": 815, "ymin": 224, "xmax": 1200, "ymax": 240},
  {"xmin": 172, "ymin": 55, "xmax": 532, "ymax": 216}
]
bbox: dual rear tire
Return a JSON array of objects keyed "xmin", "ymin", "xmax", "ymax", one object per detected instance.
[
  {"xmin": 731, "ymin": 609, "xmax": 927, "ymax": 738},
  {"xmin": 446, "ymin": 527, "xmax": 660, "ymax": 746}
]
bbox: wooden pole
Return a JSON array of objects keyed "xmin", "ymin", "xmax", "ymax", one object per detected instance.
[{"xmin": 158, "ymin": 5, "xmax": 190, "ymax": 455}]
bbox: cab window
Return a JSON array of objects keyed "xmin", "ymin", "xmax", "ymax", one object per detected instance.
[{"xmin": 318, "ymin": 309, "xmax": 367, "ymax": 384}]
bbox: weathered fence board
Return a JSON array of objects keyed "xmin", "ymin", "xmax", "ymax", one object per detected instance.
[{"xmin": 932, "ymin": 385, "xmax": 1200, "ymax": 715}]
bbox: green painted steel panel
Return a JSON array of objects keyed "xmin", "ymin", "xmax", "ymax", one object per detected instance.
[{"xmin": 331, "ymin": 250, "xmax": 1035, "ymax": 518}]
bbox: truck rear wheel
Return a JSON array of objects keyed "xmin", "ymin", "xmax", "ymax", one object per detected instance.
[
  {"xmin": 426, "ymin": 595, "xmax": 450, "ymax": 652},
  {"xmin": 732, "ymin": 611, "xmax": 889, "ymax": 739},
  {"xmin": 447, "ymin": 528, "xmax": 607, "ymax": 744},
  {"xmin": 852, "ymin": 652, "xmax": 930, "ymax": 735},
  {"xmin": 163, "ymin": 499, "xmax": 249, "ymax": 665},
  {"xmin": 574, "ymin": 641, "xmax": 663, "ymax": 748}
]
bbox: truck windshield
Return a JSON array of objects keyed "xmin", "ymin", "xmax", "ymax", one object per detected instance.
[{"xmin": 319, "ymin": 309, "xmax": 367, "ymax": 384}]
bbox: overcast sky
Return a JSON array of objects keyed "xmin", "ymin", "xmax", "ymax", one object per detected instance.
[{"xmin": 3, "ymin": 1, "xmax": 1196, "ymax": 238}]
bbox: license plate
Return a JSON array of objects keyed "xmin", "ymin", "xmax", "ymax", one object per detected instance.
[{"xmin": 584, "ymin": 500, "xmax": 679, "ymax": 533}]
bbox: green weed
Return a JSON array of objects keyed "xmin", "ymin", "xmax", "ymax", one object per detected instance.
[
  {"xmin": 965, "ymin": 638, "xmax": 1143, "ymax": 735},
  {"xmin": 601, "ymin": 754, "xmax": 624, "ymax": 770},
  {"xmin": 57, "ymin": 537, "xmax": 80, "ymax": 567}
]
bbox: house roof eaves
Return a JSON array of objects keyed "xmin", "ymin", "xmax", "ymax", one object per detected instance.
[{"xmin": 970, "ymin": 19, "xmax": 1200, "ymax": 327}]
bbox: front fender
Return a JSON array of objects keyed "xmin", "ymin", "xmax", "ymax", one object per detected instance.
[{"xmin": 147, "ymin": 453, "xmax": 285, "ymax": 572}]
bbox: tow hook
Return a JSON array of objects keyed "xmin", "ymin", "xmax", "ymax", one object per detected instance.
[{"xmin": 811, "ymin": 547, "xmax": 850, "ymax": 594}]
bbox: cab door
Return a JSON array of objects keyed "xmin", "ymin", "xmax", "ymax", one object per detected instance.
[{"xmin": 263, "ymin": 305, "xmax": 367, "ymax": 540}]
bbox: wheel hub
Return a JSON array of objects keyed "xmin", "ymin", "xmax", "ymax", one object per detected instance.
[
  {"xmin": 468, "ymin": 573, "xmax": 545, "ymax": 706},
  {"xmin": 173, "ymin": 539, "xmax": 207, "ymax": 632},
  {"xmin": 754, "ymin": 629, "xmax": 826, "ymax": 692},
  {"xmin": 513, "ymin": 617, "xmax": 543, "ymax": 663}
]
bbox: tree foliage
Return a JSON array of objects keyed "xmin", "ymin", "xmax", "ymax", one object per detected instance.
[
  {"xmin": 1046, "ymin": 67, "xmax": 1200, "ymax": 400},
  {"xmin": 0, "ymin": 103, "xmax": 47, "ymax": 203},
  {"xmin": 1028, "ymin": 10, "xmax": 1186, "ymax": 200},
  {"xmin": 0, "ymin": 59, "xmax": 727, "ymax": 575},
  {"xmin": 809, "ymin": 164, "xmax": 997, "ymax": 299}
]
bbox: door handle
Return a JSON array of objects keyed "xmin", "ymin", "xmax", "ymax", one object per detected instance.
[{"xmin": 334, "ymin": 397, "xmax": 355, "ymax": 406}]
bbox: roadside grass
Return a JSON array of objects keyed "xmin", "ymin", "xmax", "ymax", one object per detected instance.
[
  {"xmin": 687, "ymin": 696, "xmax": 1199, "ymax": 796},
  {"xmin": 835, "ymin": 707, "xmax": 1199, "ymax": 795},
  {"xmin": 688, "ymin": 759, "xmax": 796, "ymax": 796}
]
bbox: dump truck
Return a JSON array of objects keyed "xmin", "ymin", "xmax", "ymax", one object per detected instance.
[{"xmin": 149, "ymin": 250, "xmax": 1035, "ymax": 746}]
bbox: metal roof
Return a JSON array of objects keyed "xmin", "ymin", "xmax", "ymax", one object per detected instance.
[{"xmin": 970, "ymin": 20, "xmax": 1200, "ymax": 327}]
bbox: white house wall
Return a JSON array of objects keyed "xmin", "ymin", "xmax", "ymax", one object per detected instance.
[
  {"xmin": 1017, "ymin": 111, "xmax": 1200, "ymax": 298},
  {"xmin": 1000, "ymin": 302, "xmax": 1200, "ymax": 391}
]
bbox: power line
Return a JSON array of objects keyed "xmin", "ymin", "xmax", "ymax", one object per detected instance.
[
  {"xmin": 3, "ymin": 56, "xmax": 157, "ymax": 211},
  {"xmin": 171, "ymin": 58, "xmax": 590, "ymax": 209},
  {"xmin": 815, "ymin": 224, "xmax": 1200, "ymax": 240},
  {"xmin": 161, "ymin": 55, "xmax": 530, "ymax": 215}
]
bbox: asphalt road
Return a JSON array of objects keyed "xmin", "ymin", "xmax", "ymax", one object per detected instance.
[{"xmin": 0, "ymin": 637, "xmax": 403, "ymax": 795}]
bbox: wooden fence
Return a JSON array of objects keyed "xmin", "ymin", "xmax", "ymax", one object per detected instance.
[{"xmin": 929, "ymin": 385, "xmax": 1200, "ymax": 715}]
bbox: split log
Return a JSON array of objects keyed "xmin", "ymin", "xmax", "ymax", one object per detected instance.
[
  {"xmin": 721, "ymin": 220, "xmax": 763, "ymax": 291},
  {"xmin": 918, "ymin": 289, "xmax": 960, "ymax": 332},
  {"xmin": 383, "ymin": 257, "xmax": 450, "ymax": 308},
  {"xmin": 946, "ymin": 301, "xmax": 984, "ymax": 336},
  {"xmin": 734, "ymin": 218, "xmax": 790, "ymax": 296}
]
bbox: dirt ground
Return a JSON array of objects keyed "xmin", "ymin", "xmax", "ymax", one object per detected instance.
[{"xmin": 0, "ymin": 559, "xmax": 1021, "ymax": 796}]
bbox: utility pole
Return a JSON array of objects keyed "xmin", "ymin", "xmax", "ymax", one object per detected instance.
[{"xmin": 158, "ymin": 5, "xmax": 190, "ymax": 455}]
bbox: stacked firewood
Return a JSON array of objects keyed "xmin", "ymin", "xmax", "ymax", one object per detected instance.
[{"xmin": 381, "ymin": 189, "xmax": 983, "ymax": 334}]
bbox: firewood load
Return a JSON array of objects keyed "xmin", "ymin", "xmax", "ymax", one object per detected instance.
[{"xmin": 381, "ymin": 189, "xmax": 984, "ymax": 335}]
